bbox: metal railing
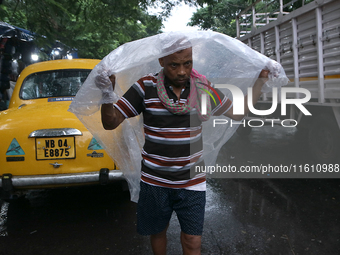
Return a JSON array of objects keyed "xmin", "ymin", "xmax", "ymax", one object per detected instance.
[{"xmin": 236, "ymin": 0, "xmax": 308, "ymax": 38}]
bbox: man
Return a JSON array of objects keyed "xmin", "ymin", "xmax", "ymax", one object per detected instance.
[{"xmin": 96, "ymin": 44, "xmax": 269, "ymax": 255}]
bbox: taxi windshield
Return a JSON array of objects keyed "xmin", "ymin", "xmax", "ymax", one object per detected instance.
[{"xmin": 20, "ymin": 69, "xmax": 91, "ymax": 100}]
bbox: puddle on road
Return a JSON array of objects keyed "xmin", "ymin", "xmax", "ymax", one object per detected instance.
[
  {"xmin": 203, "ymin": 177, "xmax": 340, "ymax": 254},
  {"xmin": 203, "ymin": 178, "xmax": 299, "ymax": 254}
]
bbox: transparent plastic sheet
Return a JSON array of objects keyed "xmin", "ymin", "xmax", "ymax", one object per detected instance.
[{"xmin": 68, "ymin": 31, "xmax": 289, "ymax": 202}]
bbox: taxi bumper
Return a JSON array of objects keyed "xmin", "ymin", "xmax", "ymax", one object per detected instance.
[{"xmin": 0, "ymin": 169, "xmax": 125, "ymax": 189}]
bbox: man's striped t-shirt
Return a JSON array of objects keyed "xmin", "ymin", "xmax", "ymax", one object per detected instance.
[{"xmin": 114, "ymin": 72, "xmax": 232, "ymax": 191}]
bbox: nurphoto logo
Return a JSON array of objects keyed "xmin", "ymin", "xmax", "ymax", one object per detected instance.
[{"xmin": 201, "ymin": 85, "xmax": 312, "ymax": 128}]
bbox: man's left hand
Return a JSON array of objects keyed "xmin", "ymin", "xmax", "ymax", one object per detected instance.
[{"xmin": 259, "ymin": 69, "xmax": 270, "ymax": 82}]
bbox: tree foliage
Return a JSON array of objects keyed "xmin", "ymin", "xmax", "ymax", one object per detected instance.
[
  {"xmin": 189, "ymin": 0, "xmax": 315, "ymax": 38},
  {"xmin": 0, "ymin": 0, "xmax": 173, "ymax": 58},
  {"xmin": 0, "ymin": 0, "xmax": 317, "ymax": 58},
  {"xmin": 189, "ymin": 0, "xmax": 249, "ymax": 37}
]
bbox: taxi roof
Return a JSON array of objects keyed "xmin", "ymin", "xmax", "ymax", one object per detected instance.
[{"xmin": 19, "ymin": 59, "xmax": 101, "ymax": 76}]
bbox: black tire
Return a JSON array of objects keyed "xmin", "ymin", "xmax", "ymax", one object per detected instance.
[{"xmin": 308, "ymin": 114, "xmax": 340, "ymax": 163}]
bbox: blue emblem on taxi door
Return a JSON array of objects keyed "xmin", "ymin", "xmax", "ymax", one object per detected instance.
[
  {"xmin": 6, "ymin": 138, "xmax": 25, "ymax": 155},
  {"xmin": 87, "ymin": 137, "xmax": 104, "ymax": 158},
  {"xmin": 87, "ymin": 137, "xmax": 103, "ymax": 150}
]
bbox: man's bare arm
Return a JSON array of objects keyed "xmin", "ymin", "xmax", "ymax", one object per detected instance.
[
  {"xmin": 224, "ymin": 69, "xmax": 269, "ymax": 121},
  {"xmin": 96, "ymin": 73, "xmax": 125, "ymax": 130},
  {"xmin": 101, "ymin": 103, "xmax": 125, "ymax": 130}
]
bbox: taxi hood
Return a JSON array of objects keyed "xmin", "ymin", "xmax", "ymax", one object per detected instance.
[{"xmin": 0, "ymin": 99, "xmax": 87, "ymax": 134}]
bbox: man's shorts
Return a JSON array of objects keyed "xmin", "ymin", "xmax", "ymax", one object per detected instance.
[{"xmin": 137, "ymin": 181, "xmax": 206, "ymax": 236}]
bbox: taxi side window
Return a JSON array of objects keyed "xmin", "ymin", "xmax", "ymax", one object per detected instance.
[{"xmin": 21, "ymin": 77, "xmax": 39, "ymax": 99}]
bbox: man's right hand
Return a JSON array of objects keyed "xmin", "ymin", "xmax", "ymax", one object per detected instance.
[
  {"xmin": 95, "ymin": 70, "xmax": 125, "ymax": 130},
  {"xmin": 95, "ymin": 70, "xmax": 116, "ymax": 92}
]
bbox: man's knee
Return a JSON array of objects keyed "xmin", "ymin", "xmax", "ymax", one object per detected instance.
[
  {"xmin": 181, "ymin": 232, "xmax": 201, "ymax": 251},
  {"xmin": 151, "ymin": 225, "xmax": 168, "ymax": 239}
]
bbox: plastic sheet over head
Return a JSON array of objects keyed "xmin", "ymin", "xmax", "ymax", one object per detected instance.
[{"xmin": 69, "ymin": 30, "xmax": 289, "ymax": 203}]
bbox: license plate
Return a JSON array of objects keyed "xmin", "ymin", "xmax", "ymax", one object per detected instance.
[{"xmin": 36, "ymin": 137, "xmax": 75, "ymax": 160}]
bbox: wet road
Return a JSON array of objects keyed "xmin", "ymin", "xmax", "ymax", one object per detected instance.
[{"xmin": 1, "ymin": 126, "xmax": 339, "ymax": 255}]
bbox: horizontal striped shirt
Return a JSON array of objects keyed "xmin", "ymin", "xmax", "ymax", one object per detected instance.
[{"xmin": 114, "ymin": 73, "xmax": 232, "ymax": 190}]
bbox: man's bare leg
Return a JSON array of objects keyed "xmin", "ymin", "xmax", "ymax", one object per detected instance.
[
  {"xmin": 181, "ymin": 231, "xmax": 202, "ymax": 255},
  {"xmin": 150, "ymin": 225, "xmax": 169, "ymax": 255}
]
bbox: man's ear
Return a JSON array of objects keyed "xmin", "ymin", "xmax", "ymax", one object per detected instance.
[{"xmin": 158, "ymin": 57, "xmax": 164, "ymax": 67}]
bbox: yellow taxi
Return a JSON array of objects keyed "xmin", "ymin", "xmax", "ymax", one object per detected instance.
[{"xmin": 0, "ymin": 59, "xmax": 124, "ymax": 200}]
